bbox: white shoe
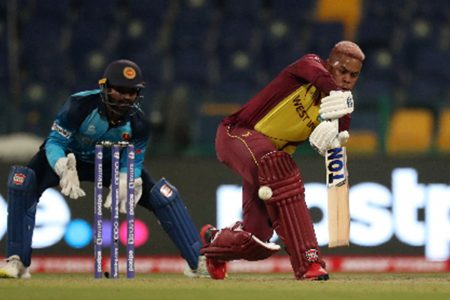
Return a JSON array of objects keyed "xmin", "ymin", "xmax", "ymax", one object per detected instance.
[
  {"xmin": 0, "ymin": 255, "xmax": 31, "ymax": 279},
  {"xmin": 183, "ymin": 255, "xmax": 209, "ymax": 278}
]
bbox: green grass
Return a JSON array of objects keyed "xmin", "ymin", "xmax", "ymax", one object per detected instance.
[{"xmin": 0, "ymin": 273, "xmax": 449, "ymax": 300}]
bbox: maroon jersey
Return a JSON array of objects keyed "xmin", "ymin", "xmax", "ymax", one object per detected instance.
[{"xmin": 223, "ymin": 54, "xmax": 350, "ymax": 153}]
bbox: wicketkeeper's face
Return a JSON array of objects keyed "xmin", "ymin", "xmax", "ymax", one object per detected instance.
[
  {"xmin": 328, "ymin": 54, "xmax": 363, "ymax": 91},
  {"xmin": 106, "ymin": 86, "xmax": 140, "ymax": 115}
]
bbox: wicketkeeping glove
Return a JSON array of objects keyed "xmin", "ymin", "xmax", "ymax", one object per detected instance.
[
  {"xmin": 104, "ymin": 173, "xmax": 143, "ymax": 214},
  {"xmin": 54, "ymin": 153, "xmax": 86, "ymax": 199},
  {"xmin": 309, "ymin": 120, "xmax": 349, "ymax": 156},
  {"xmin": 320, "ymin": 90, "xmax": 354, "ymax": 120}
]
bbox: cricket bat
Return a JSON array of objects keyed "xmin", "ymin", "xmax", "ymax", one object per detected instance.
[{"xmin": 325, "ymin": 144, "xmax": 350, "ymax": 248}]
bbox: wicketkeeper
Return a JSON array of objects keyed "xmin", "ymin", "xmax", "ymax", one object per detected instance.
[
  {"xmin": 0, "ymin": 59, "xmax": 206, "ymax": 279},
  {"xmin": 200, "ymin": 41, "xmax": 365, "ymax": 280}
]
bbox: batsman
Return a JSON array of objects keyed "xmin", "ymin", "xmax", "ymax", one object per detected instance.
[
  {"xmin": 0, "ymin": 59, "xmax": 206, "ymax": 279},
  {"xmin": 201, "ymin": 41, "xmax": 364, "ymax": 280}
]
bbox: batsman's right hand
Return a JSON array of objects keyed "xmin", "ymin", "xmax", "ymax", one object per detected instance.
[
  {"xmin": 54, "ymin": 153, "xmax": 86, "ymax": 199},
  {"xmin": 320, "ymin": 90, "xmax": 354, "ymax": 120}
]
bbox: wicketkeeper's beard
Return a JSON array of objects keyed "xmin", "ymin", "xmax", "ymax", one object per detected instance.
[
  {"xmin": 108, "ymin": 102, "xmax": 133, "ymax": 117},
  {"xmin": 102, "ymin": 93, "xmax": 141, "ymax": 120}
]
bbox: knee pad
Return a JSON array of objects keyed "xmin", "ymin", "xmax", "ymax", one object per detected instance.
[
  {"xmin": 200, "ymin": 221, "xmax": 280, "ymax": 261},
  {"xmin": 7, "ymin": 166, "xmax": 38, "ymax": 267},
  {"xmin": 258, "ymin": 151, "xmax": 324, "ymax": 279},
  {"xmin": 150, "ymin": 178, "xmax": 202, "ymax": 270}
]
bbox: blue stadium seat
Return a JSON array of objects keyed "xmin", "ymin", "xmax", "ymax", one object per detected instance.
[
  {"xmin": 403, "ymin": 75, "xmax": 447, "ymax": 109},
  {"xmin": 351, "ymin": 110, "xmax": 380, "ymax": 134},
  {"xmin": 33, "ymin": 0, "xmax": 71, "ymax": 22},
  {"xmin": 268, "ymin": 0, "xmax": 315, "ymax": 23},
  {"xmin": 356, "ymin": 19, "xmax": 394, "ymax": 49},
  {"xmin": 217, "ymin": 17, "xmax": 259, "ymax": 53},
  {"xmin": 413, "ymin": 48, "xmax": 450, "ymax": 80},
  {"xmin": 260, "ymin": 19, "xmax": 309, "ymax": 76},
  {"xmin": 222, "ymin": 0, "xmax": 264, "ymax": 20},
  {"xmin": 307, "ymin": 22, "xmax": 344, "ymax": 58},
  {"xmin": 128, "ymin": 0, "xmax": 169, "ymax": 19},
  {"xmin": 77, "ymin": 0, "xmax": 119, "ymax": 22},
  {"xmin": 210, "ymin": 80, "xmax": 256, "ymax": 104},
  {"xmin": 171, "ymin": 13, "xmax": 214, "ymax": 51},
  {"xmin": 69, "ymin": 20, "xmax": 112, "ymax": 55},
  {"xmin": 117, "ymin": 17, "xmax": 163, "ymax": 56},
  {"xmin": 354, "ymin": 78, "xmax": 393, "ymax": 110},
  {"xmin": 172, "ymin": 48, "xmax": 212, "ymax": 86}
]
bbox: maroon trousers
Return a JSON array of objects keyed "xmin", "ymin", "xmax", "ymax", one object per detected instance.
[{"xmin": 215, "ymin": 122, "xmax": 278, "ymax": 241}]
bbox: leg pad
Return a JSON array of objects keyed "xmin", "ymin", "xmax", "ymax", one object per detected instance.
[
  {"xmin": 7, "ymin": 166, "xmax": 38, "ymax": 267},
  {"xmin": 150, "ymin": 178, "xmax": 202, "ymax": 270},
  {"xmin": 258, "ymin": 151, "xmax": 325, "ymax": 279}
]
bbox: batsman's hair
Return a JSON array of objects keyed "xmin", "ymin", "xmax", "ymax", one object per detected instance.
[{"xmin": 330, "ymin": 41, "xmax": 365, "ymax": 62}]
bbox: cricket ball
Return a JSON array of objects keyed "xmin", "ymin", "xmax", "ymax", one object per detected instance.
[{"xmin": 258, "ymin": 186, "xmax": 273, "ymax": 200}]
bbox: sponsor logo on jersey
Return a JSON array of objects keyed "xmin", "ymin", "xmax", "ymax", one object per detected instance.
[
  {"xmin": 51, "ymin": 122, "xmax": 72, "ymax": 138},
  {"xmin": 87, "ymin": 124, "xmax": 96, "ymax": 134},
  {"xmin": 122, "ymin": 132, "xmax": 131, "ymax": 141}
]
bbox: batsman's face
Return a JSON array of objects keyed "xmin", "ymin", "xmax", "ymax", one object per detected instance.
[{"xmin": 328, "ymin": 55, "xmax": 363, "ymax": 91}]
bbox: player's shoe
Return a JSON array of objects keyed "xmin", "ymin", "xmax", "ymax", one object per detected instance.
[
  {"xmin": 183, "ymin": 255, "xmax": 209, "ymax": 278},
  {"xmin": 200, "ymin": 224, "xmax": 227, "ymax": 280},
  {"xmin": 0, "ymin": 255, "xmax": 31, "ymax": 279},
  {"xmin": 301, "ymin": 262, "xmax": 329, "ymax": 281}
]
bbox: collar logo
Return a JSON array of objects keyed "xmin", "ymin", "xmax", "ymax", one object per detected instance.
[
  {"xmin": 123, "ymin": 67, "xmax": 136, "ymax": 79},
  {"xmin": 122, "ymin": 132, "xmax": 131, "ymax": 141}
]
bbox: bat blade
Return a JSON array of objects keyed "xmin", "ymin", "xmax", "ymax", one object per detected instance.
[{"xmin": 326, "ymin": 146, "xmax": 350, "ymax": 248}]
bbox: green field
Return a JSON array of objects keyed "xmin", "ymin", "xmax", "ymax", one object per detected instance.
[{"xmin": 0, "ymin": 273, "xmax": 449, "ymax": 300}]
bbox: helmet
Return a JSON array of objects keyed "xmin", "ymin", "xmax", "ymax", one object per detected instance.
[
  {"xmin": 99, "ymin": 59, "xmax": 145, "ymax": 89},
  {"xmin": 98, "ymin": 60, "xmax": 145, "ymax": 120}
]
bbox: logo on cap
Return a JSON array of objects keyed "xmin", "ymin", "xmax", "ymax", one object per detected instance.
[{"xmin": 123, "ymin": 67, "xmax": 136, "ymax": 80}]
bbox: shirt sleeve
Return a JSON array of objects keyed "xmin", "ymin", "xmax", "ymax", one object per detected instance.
[
  {"xmin": 45, "ymin": 97, "xmax": 80, "ymax": 169},
  {"xmin": 289, "ymin": 54, "xmax": 338, "ymax": 94}
]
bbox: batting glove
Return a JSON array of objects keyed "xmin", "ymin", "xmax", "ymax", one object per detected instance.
[
  {"xmin": 320, "ymin": 90, "xmax": 354, "ymax": 120},
  {"xmin": 309, "ymin": 120, "xmax": 349, "ymax": 156}
]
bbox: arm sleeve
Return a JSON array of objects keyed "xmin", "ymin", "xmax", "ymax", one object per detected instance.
[
  {"xmin": 289, "ymin": 54, "xmax": 338, "ymax": 94},
  {"xmin": 339, "ymin": 114, "xmax": 351, "ymax": 132},
  {"xmin": 45, "ymin": 97, "xmax": 79, "ymax": 169},
  {"xmin": 45, "ymin": 94, "xmax": 94, "ymax": 169}
]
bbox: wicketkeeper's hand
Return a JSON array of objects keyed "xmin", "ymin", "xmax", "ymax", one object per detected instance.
[
  {"xmin": 320, "ymin": 90, "xmax": 354, "ymax": 120},
  {"xmin": 309, "ymin": 120, "xmax": 349, "ymax": 156},
  {"xmin": 54, "ymin": 153, "xmax": 86, "ymax": 199},
  {"xmin": 104, "ymin": 173, "xmax": 143, "ymax": 214}
]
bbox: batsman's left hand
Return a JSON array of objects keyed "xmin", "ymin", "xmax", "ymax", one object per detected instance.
[
  {"xmin": 104, "ymin": 173, "xmax": 143, "ymax": 214},
  {"xmin": 309, "ymin": 120, "xmax": 349, "ymax": 156}
]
